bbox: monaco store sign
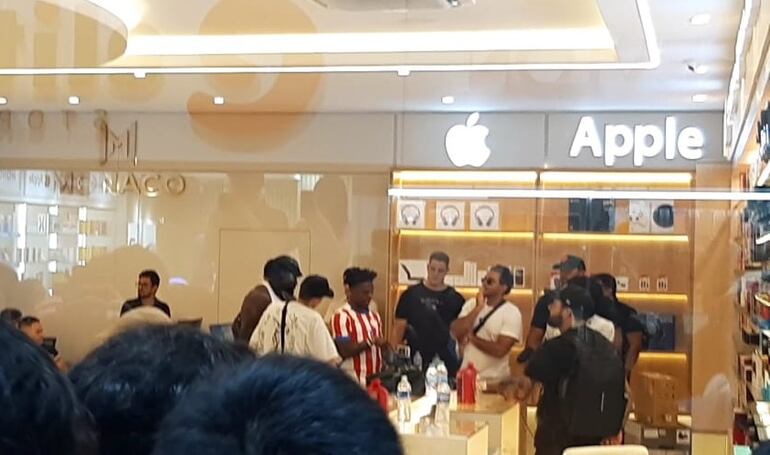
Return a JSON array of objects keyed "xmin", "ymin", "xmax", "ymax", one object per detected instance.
[{"xmin": 569, "ymin": 116, "xmax": 705, "ymax": 167}]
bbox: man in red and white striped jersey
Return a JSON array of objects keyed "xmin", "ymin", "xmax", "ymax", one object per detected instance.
[{"xmin": 332, "ymin": 267, "xmax": 388, "ymax": 386}]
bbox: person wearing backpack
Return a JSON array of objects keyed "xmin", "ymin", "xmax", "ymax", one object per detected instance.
[{"xmin": 503, "ymin": 285, "xmax": 627, "ymax": 455}]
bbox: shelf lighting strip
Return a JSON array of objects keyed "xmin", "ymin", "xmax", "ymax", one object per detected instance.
[
  {"xmin": 540, "ymin": 172, "xmax": 692, "ymax": 185},
  {"xmin": 396, "ymin": 284, "xmax": 533, "ymax": 296},
  {"xmin": 543, "ymin": 232, "xmax": 689, "ymax": 243},
  {"xmin": 389, "ymin": 187, "xmax": 770, "ymax": 202},
  {"xmin": 616, "ymin": 292, "xmax": 688, "ymax": 302},
  {"xmin": 393, "ymin": 171, "xmax": 538, "ymax": 184},
  {"xmin": 398, "ymin": 230, "xmax": 534, "ymax": 239}
]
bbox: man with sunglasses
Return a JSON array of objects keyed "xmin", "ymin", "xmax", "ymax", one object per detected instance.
[{"xmin": 450, "ymin": 265, "xmax": 521, "ymax": 383}]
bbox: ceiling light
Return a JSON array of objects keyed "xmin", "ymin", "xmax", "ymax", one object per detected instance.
[
  {"xmin": 133, "ymin": 71, "xmax": 146, "ymax": 79},
  {"xmin": 397, "ymin": 68, "xmax": 410, "ymax": 77},
  {"xmin": 125, "ymin": 29, "xmax": 615, "ymax": 56},
  {"xmin": 0, "ymin": 97, "xmax": 6, "ymax": 105},
  {"xmin": 689, "ymin": 14, "xmax": 711, "ymax": 26},
  {"xmin": 441, "ymin": 96, "xmax": 455, "ymax": 105},
  {"xmin": 213, "ymin": 96, "xmax": 225, "ymax": 105},
  {"xmin": 687, "ymin": 63, "xmax": 709, "ymax": 74},
  {"xmin": 68, "ymin": 96, "xmax": 80, "ymax": 105},
  {"xmin": 692, "ymin": 94, "xmax": 708, "ymax": 103}
]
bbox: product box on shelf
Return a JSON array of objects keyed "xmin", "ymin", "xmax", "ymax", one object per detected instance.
[
  {"xmin": 624, "ymin": 419, "xmax": 691, "ymax": 455},
  {"xmin": 635, "ymin": 373, "xmax": 679, "ymax": 428}
]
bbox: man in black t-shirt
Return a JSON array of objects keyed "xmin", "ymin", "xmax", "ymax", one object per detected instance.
[
  {"xmin": 390, "ymin": 251, "xmax": 465, "ymax": 375},
  {"xmin": 503, "ymin": 286, "xmax": 623, "ymax": 455},
  {"xmin": 519, "ymin": 256, "xmax": 621, "ymax": 363}
]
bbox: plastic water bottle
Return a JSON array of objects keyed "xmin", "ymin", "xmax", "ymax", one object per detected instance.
[
  {"xmin": 397, "ymin": 375, "xmax": 412, "ymax": 423},
  {"xmin": 435, "ymin": 378, "xmax": 451, "ymax": 430},
  {"xmin": 413, "ymin": 351, "xmax": 423, "ymax": 371},
  {"xmin": 436, "ymin": 360, "xmax": 448, "ymax": 387},
  {"xmin": 425, "ymin": 359, "xmax": 438, "ymax": 404}
]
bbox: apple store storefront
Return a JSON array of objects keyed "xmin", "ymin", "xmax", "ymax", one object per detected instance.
[{"xmin": 0, "ymin": 110, "xmax": 740, "ymax": 452}]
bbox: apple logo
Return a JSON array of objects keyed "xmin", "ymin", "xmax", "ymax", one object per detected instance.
[{"xmin": 445, "ymin": 112, "xmax": 491, "ymax": 167}]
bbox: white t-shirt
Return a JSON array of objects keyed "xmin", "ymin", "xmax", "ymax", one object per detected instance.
[
  {"xmin": 544, "ymin": 315, "xmax": 615, "ymax": 343},
  {"xmin": 250, "ymin": 301, "xmax": 339, "ymax": 363},
  {"xmin": 459, "ymin": 299, "xmax": 522, "ymax": 382}
]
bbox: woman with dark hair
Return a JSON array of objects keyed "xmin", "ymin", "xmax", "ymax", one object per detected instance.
[{"xmin": 590, "ymin": 274, "xmax": 644, "ymax": 376}]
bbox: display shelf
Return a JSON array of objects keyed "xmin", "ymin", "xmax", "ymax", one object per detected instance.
[
  {"xmin": 542, "ymin": 232, "xmax": 689, "ymax": 244},
  {"xmin": 399, "ymin": 229, "xmax": 534, "ymax": 240},
  {"xmin": 395, "ymin": 284, "xmax": 533, "ymax": 297},
  {"xmin": 617, "ymin": 292, "xmax": 689, "ymax": 302}
]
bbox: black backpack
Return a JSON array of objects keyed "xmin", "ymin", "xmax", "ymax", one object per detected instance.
[{"xmin": 559, "ymin": 327, "xmax": 627, "ymax": 439}]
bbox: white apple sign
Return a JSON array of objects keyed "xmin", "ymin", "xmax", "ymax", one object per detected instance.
[{"xmin": 445, "ymin": 112, "xmax": 491, "ymax": 167}]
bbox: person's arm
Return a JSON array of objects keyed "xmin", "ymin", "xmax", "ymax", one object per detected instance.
[
  {"xmin": 331, "ymin": 311, "xmax": 371, "ymax": 359},
  {"xmin": 613, "ymin": 326, "xmax": 623, "ymax": 353},
  {"xmin": 469, "ymin": 334, "xmax": 517, "ymax": 358},
  {"xmin": 450, "ymin": 292, "xmax": 486, "ymax": 340},
  {"xmin": 625, "ymin": 331, "xmax": 643, "ymax": 375},
  {"xmin": 234, "ymin": 288, "xmax": 270, "ymax": 343},
  {"xmin": 390, "ymin": 319, "xmax": 408, "ymax": 347},
  {"xmin": 390, "ymin": 290, "xmax": 411, "ymax": 346},
  {"xmin": 525, "ymin": 338, "xmax": 575, "ymax": 385},
  {"xmin": 524, "ymin": 295, "xmax": 550, "ymax": 352},
  {"xmin": 312, "ymin": 317, "xmax": 343, "ymax": 366}
]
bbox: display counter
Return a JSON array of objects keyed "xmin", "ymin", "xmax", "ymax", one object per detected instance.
[{"xmin": 390, "ymin": 393, "xmax": 520, "ymax": 455}]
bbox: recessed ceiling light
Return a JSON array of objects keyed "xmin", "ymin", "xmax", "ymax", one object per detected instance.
[
  {"xmin": 213, "ymin": 96, "xmax": 225, "ymax": 105},
  {"xmin": 441, "ymin": 96, "xmax": 455, "ymax": 105},
  {"xmin": 68, "ymin": 96, "xmax": 80, "ymax": 105},
  {"xmin": 133, "ymin": 71, "xmax": 146, "ymax": 79},
  {"xmin": 0, "ymin": 97, "xmax": 7, "ymax": 105},
  {"xmin": 397, "ymin": 68, "xmax": 411, "ymax": 77},
  {"xmin": 689, "ymin": 14, "xmax": 711, "ymax": 26},
  {"xmin": 692, "ymin": 94, "xmax": 708, "ymax": 103}
]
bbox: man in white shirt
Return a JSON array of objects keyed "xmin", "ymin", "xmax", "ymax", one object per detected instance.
[
  {"xmin": 450, "ymin": 265, "xmax": 522, "ymax": 383},
  {"xmin": 251, "ymin": 275, "xmax": 340, "ymax": 365}
]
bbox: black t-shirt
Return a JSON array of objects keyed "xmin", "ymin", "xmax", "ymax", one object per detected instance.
[
  {"xmin": 525, "ymin": 326, "xmax": 608, "ymax": 451},
  {"xmin": 531, "ymin": 288, "xmax": 619, "ymax": 330},
  {"xmin": 525, "ymin": 328, "xmax": 579, "ymax": 448},
  {"xmin": 120, "ymin": 298, "xmax": 171, "ymax": 318},
  {"xmin": 531, "ymin": 291, "xmax": 556, "ymax": 330},
  {"xmin": 395, "ymin": 282, "xmax": 465, "ymax": 356},
  {"xmin": 615, "ymin": 300, "xmax": 644, "ymax": 358}
]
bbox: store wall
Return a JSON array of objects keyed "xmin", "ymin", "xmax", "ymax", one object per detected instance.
[{"xmin": 0, "ymin": 169, "xmax": 390, "ymax": 362}]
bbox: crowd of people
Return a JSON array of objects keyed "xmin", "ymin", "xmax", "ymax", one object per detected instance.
[{"xmin": 0, "ymin": 251, "xmax": 642, "ymax": 454}]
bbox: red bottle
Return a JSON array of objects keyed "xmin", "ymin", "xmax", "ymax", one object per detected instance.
[
  {"xmin": 457, "ymin": 363, "xmax": 478, "ymax": 405},
  {"xmin": 367, "ymin": 379, "xmax": 390, "ymax": 411}
]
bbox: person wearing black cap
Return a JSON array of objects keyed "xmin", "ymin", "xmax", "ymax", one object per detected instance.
[
  {"xmin": 502, "ymin": 285, "xmax": 626, "ymax": 455},
  {"xmin": 233, "ymin": 255, "xmax": 303, "ymax": 342},
  {"xmin": 519, "ymin": 255, "xmax": 587, "ymax": 361},
  {"xmin": 251, "ymin": 275, "xmax": 340, "ymax": 364}
]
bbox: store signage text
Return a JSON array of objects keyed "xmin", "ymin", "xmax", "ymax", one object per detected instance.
[
  {"xmin": 43, "ymin": 171, "xmax": 186, "ymax": 197},
  {"xmin": 569, "ymin": 116, "xmax": 705, "ymax": 167},
  {"xmin": 104, "ymin": 173, "xmax": 186, "ymax": 197}
]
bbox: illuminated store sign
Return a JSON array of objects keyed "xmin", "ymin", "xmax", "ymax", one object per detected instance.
[
  {"xmin": 445, "ymin": 113, "xmax": 491, "ymax": 168},
  {"xmin": 569, "ymin": 116, "xmax": 705, "ymax": 167}
]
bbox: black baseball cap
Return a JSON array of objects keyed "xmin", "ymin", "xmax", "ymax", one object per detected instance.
[
  {"xmin": 264, "ymin": 256, "xmax": 303, "ymax": 279},
  {"xmin": 299, "ymin": 275, "xmax": 335, "ymax": 300},
  {"xmin": 554, "ymin": 255, "xmax": 586, "ymax": 273},
  {"xmin": 553, "ymin": 285, "xmax": 594, "ymax": 317}
]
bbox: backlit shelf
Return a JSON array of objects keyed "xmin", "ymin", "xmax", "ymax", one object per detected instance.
[
  {"xmin": 542, "ymin": 232, "xmax": 689, "ymax": 244},
  {"xmin": 393, "ymin": 170, "xmax": 538, "ymax": 185},
  {"xmin": 399, "ymin": 230, "xmax": 534, "ymax": 240},
  {"xmin": 617, "ymin": 292, "xmax": 688, "ymax": 303},
  {"xmin": 638, "ymin": 352, "xmax": 688, "ymax": 362},
  {"xmin": 395, "ymin": 284, "xmax": 533, "ymax": 297}
]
